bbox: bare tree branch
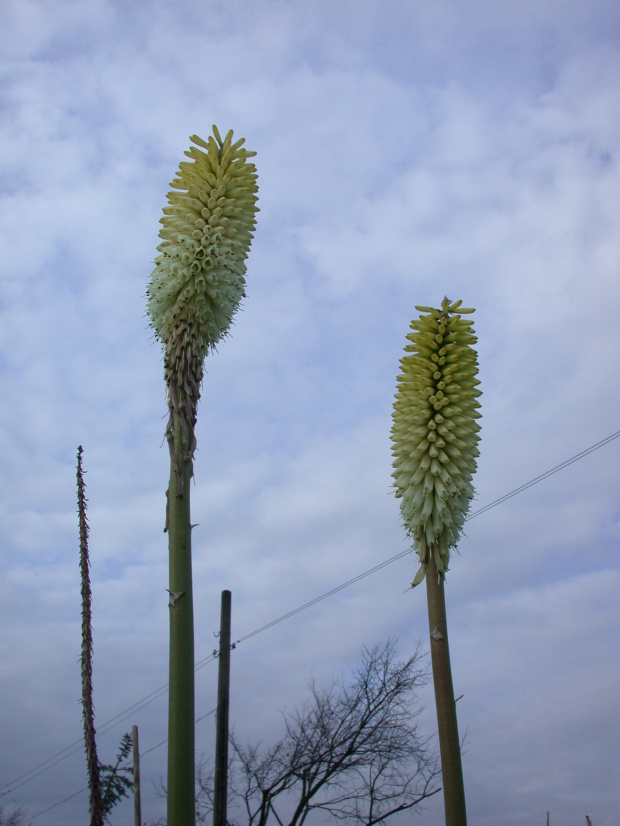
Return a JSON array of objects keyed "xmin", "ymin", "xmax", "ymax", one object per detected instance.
[{"xmin": 196, "ymin": 639, "xmax": 441, "ymax": 826}]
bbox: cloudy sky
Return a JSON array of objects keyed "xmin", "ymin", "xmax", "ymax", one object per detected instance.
[{"xmin": 0, "ymin": 1, "xmax": 619, "ymax": 824}]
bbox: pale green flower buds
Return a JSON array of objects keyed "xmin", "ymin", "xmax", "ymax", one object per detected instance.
[
  {"xmin": 146, "ymin": 127, "xmax": 259, "ymax": 479},
  {"xmin": 147, "ymin": 126, "xmax": 258, "ymax": 360},
  {"xmin": 391, "ymin": 298, "xmax": 481, "ymax": 586}
]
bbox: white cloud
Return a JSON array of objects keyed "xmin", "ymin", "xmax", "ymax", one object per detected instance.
[{"xmin": 0, "ymin": 1, "xmax": 618, "ymax": 824}]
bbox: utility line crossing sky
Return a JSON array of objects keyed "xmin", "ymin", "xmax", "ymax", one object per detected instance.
[{"xmin": 4, "ymin": 429, "xmax": 620, "ymax": 821}]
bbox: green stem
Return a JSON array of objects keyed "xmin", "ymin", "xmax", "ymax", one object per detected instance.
[
  {"xmin": 425, "ymin": 553, "xmax": 467, "ymax": 826},
  {"xmin": 166, "ymin": 408, "xmax": 195, "ymax": 826}
]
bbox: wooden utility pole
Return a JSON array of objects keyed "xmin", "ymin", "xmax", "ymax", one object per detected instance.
[
  {"xmin": 132, "ymin": 725, "xmax": 142, "ymax": 826},
  {"xmin": 213, "ymin": 590, "xmax": 232, "ymax": 826}
]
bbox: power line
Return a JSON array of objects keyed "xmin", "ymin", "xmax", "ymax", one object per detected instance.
[
  {"xmin": 466, "ymin": 430, "xmax": 620, "ymax": 520},
  {"xmin": 1, "ymin": 655, "xmax": 216, "ymax": 796},
  {"xmin": 235, "ymin": 429, "xmax": 620, "ymax": 644},
  {"xmin": 5, "ymin": 430, "xmax": 618, "ymax": 796},
  {"xmin": 234, "ymin": 549, "xmax": 412, "ymax": 645},
  {"xmin": 5, "ymin": 428, "xmax": 618, "ymax": 803},
  {"xmin": 29, "ymin": 710, "xmax": 217, "ymax": 822},
  {"xmin": 28, "ymin": 785, "xmax": 87, "ymax": 821}
]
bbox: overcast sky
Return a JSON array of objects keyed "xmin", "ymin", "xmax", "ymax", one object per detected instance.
[{"xmin": 0, "ymin": 1, "xmax": 619, "ymax": 824}]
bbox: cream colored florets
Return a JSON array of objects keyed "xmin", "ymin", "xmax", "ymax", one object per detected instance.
[
  {"xmin": 391, "ymin": 298, "xmax": 481, "ymax": 585},
  {"xmin": 146, "ymin": 127, "xmax": 259, "ymax": 486},
  {"xmin": 147, "ymin": 126, "xmax": 259, "ymax": 363}
]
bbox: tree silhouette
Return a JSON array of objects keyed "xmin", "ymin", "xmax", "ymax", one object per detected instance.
[{"xmin": 194, "ymin": 640, "xmax": 440, "ymax": 826}]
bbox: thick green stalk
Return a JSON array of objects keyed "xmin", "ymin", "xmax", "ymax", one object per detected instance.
[
  {"xmin": 425, "ymin": 553, "xmax": 467, "ymax": 826},
  {"xmin": 166, "ymin": 408, "xmax": 195, "ymax": 826},
  {"xmin": 147, "ymin": 127, "xmax": 258, "ymax": 826}
]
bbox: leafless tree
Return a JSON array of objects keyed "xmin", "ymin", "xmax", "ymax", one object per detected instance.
[
  {"xmin": 0, "ymin": 804, "xmax": 29, "ymax": 826},
  {"xmin": 196, "ymin": 639, "xmax": 440, "ymax": 826}
]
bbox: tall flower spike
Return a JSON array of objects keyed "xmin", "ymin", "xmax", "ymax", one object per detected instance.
[
  {"xmin": 146, "ymin": 127, "xmax": 259, "ymax": 488},
  {"xmin": 391, "ymin": 297, "xmax": 481, "ymax": 586}
]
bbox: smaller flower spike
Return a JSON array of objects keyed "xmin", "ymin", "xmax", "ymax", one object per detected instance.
[{"xmin": 391, "ymin": 298, "xmax": 481, "ymax": 586}]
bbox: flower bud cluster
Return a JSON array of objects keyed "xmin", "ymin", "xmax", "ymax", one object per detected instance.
[
  {"xmin": 391, "ymin": 298, "xmax": 481, "ymax": 585},
  {"xmin": 147, "ymin": 126, "xmax": 259, "ymax": 368},
  {"xmin": 146, "ymin": 128, "xmax": 258, "ymax": 483}
]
